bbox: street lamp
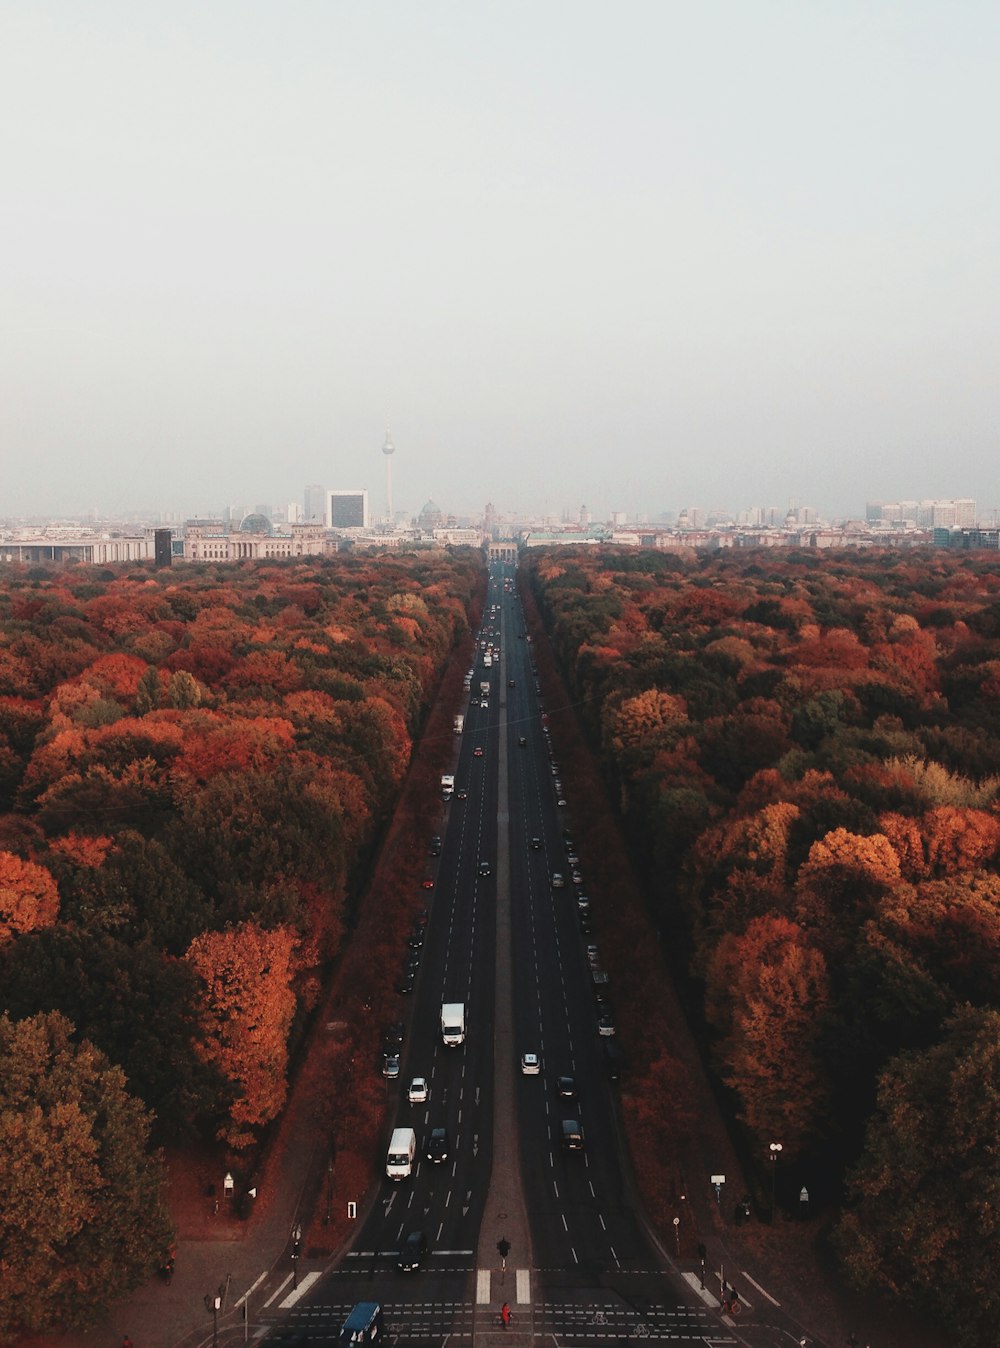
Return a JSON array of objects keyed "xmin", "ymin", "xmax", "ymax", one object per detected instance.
[
  {"xmin": 291, "ymin": 1223, "xmax": 302, "ymax": 1289},
  {"xmin": 204, "ymin": 1292, "xmax": 222, "ymax": 1348},
  {"xmin": 769, "ymin": 1143, "xmax": 783, "ymax": 1220}
]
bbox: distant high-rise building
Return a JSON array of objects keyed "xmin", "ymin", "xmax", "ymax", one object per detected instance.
[
  {"xmin": 327, "ymin": 490, "xmax": 369, "ymax": 529},
  {"xmin": 304, "ymin": 484, "xmax": 325, "ymax": 523}
]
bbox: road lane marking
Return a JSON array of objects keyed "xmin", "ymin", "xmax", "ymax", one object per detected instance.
[
  {"xmin": 516, "ymin": 1268, "xmax": 531, "ymax": 1303},
  {"xmin": 278, "ymin": 1271, "xmax": 321, "ymax": 1308},
  {"xmin": 262, "ymin": 1273, "xmax": 293, "ymax": 1308},
  {"xmin": 476, "ymin": 1268, "xmax": 491, "ymax": 1303}
]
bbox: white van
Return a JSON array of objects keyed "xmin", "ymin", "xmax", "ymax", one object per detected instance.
[{"xmin": 386, "ymin": 1126, "xmax": 416, "ymax": 1180}]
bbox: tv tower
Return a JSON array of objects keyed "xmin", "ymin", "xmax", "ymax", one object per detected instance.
[{"xmin": 382, "ymin": 428, "xmax": 396, "ymax": 525}]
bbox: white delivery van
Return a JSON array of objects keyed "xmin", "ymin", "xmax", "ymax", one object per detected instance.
[{"xmin": 386, "ymin": 1126, "xmax": 417, "ymax": 1180}]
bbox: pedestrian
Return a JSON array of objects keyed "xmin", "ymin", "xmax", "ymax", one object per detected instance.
[
  {"xmin": 501, "ymin": 1301, "xmax": 511, "ymax": 1328},
  {"xmin": 122, "ymin": 1336, "xmax": 134, "ymax": 1348}
]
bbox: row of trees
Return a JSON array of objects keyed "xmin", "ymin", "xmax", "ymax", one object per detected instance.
[
  {"xmin": 0, "ymin": 549, "xmax": 481, "ymax": 1332},
  {"xmin": 529, "ymin": 545, "xmax": 1000, "ymax": 1348}
]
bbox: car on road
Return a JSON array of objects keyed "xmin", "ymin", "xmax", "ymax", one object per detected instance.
[
  {"xmin": 398, "ymin": 971, "xmax": 416, "ymax": 994},
  {"xmin": 556, "ymin": 1075, "xmax": 577, "ymax": 1101},
  {"xmin": 473, "ymin": 745, "xmax": 484, "ymax": 757},
  {"xmin": 556, "ymin": 796, "xmax": 567, "ymax": 807},
  {"xmin": 478, "ymin": 860, "xmax": 492, "ymax": 877},
  {"xmin": 518, "ymin": 735, "xmax": 527, "ymax": 747},
  {"xmin": 408, "ymin": 1076, "xmax": 429, "ymax": 1103},
  {"xmin": 571, "ymin": 869, "xmax": 584, "ymax": 886},
  {"xmin": 398, "ymin": 1230, "xmax": 428, "ymax": 1272},
  {"xmin": 560, "ymin": 1118, "xmax": 585, "ymax": 1151},
  {"xmin": 420, "ymin": 876, "xmax": 434, "ymax": 889},
  {"xmin": 426, "ymin": 1127, "xmax": 450, "ymax": 1163},
  {"xmin": 408, "ymin": 927, "xmax": 424, "ymax": 948},
  {"xmin": 597, "ymin": 1012, "xmax": 616, "ymax": 1037},
  {"xmin": 576, "ymin": 894, "xmax": 590, "ymax": 911},
  {"xmin": 429, "ymin": 835, "xmax": 442, "ymax": 856},
  {"xmin": 551, "ymin": 872, "xmax": 565, "ymax": 889},
  {"xmin": 585, "ymin": 943, "xmax": 600, "ymax": 967},
  {"xmin": 566, "ymin": 851, "xmax": 579, "ymax": 865},
  {"xmin": 456, "ymin": 786, "xmax": 468, "ymax": 799},
  {"xmin": 383, "ymin": 1054, "xmax": 400, "ymax": 1079},
  {"xmin": 508, "ymin": 678, "xmax": 516, "ymax": 687},
  {"xmin": 520, "ymin": 1052, "xmax": 541, "ymax": 1076},
  {"xmin": 530, "ymin": 836, "xmax": 541, "ymax": 849}
]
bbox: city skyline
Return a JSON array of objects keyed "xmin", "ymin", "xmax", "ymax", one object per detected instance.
[{"xmin": 3, "ymin": 4, "xmax": 999, "ymax": 520}]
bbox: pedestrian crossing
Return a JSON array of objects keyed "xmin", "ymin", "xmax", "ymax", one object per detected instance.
[{"xmin": 278, "ymin": 1296, "xmax": 732, "ymax": 1343}]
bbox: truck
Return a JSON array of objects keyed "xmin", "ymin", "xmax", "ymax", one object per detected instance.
[
  {"xmin": 385, "ymin": 1126, "xmax": 416, "ymax": 1180},
  {"xmin": 340, "ymin": 1303, "xmax": 383, "ymax": 1346},
  {"xmin": 441, "ymin": 774, "xmax": 454, "ymax": 800},
  {"xmin": 453, "ymin": 714, "xmax": 464, "ymax": 734},
  {"xmin": 440, "ymin": 1001, "xmax": 466, "ymax": 1047}
]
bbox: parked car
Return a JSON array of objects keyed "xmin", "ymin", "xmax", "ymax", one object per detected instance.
[
  {"xmin": 429, "ymin": 835, "xmax": 442, "ymax": 856},
  {"xmin": 383, "ymin": 1054, "xmax": 400, "ymax": 1079}
]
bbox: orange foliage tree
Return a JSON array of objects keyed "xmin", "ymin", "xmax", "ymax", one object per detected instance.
[
  {"xmin": 185, "ymin": 922, "xmax": 297, "ymax": 1148},
  {"xmin": 706, "ymin": 914, "xmax": 831, "ymax": 1152},
  {"xmin": 0, "ymin": 851, "xmax": 60, "ymax": 945}
]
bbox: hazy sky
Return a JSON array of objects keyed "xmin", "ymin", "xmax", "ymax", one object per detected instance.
[{"xmin": 3, "ymin": 2, "xmax": 998, "ymax": 523}]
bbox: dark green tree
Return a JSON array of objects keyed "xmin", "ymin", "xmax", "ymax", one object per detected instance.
[
  {"xmin": 0, "ymin": 1011, "xmax": 174, "ymax": 1336},
  {"xmin": 835, "ymin": 1006, "xmax": 1000, "ymax": 1348},
  {"xmin": 0, "ymin": 930, "xmax": 232, "ymax": 1139}
]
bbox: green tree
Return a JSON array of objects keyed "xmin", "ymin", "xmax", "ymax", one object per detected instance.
[
  {"xmin": 0, "ymin": 929, "xmax": 233, "ymax": 1140},
  {"xmin": 0, "ymin": 1011, "xmax": 173, "ymax": 1336},
  {"xmin": 835, "ymin": 1007, "xmax": 1000, "ymax": 1348}
]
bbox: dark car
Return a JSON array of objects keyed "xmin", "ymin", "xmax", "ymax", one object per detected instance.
[
  {"xmin": 426, "ymin": 1127, "xmax": 450, "ymax": 1163},
  {"xmin": 456, "ymin": 786, "xmax": 469, "ymax": 799},
  {"xmin": 556, "ymin": 1075, "xmax": 577, "ymax": 1101},
  {"xmin": 518, "ymin": 736, "xmax": 527, "ymax": 747},
  {"xmin": 478, "ymin": 860, "xmax": 492, "ymax": 877},
  {"xmin": 560, "ymin": 1118, "xmax": 585, "ymax": 1151},
  {"xmin": 398, "ymin": 1229, "xmax": 428, "ymax": 1272},
  {"xmin": 407, "ymin": 927, "xmax": 424, "ymax": 948},
  {"xmin": 429, "ymin": 835, "xmax": 442, "ymax": 856},
  {"xmin": 530, "ymin": 836, "xmax": 541, "ymax": 849},
  {"xmin": 508, "ymin": 678, "xmax": 516, "ymax": 687},
  {"xmin": 398, "ymin": 971, "xmax": 416, "ymax": 994},
  {"xmin": 384, "ymin": 1021, "xmax": 405, "ymax": 1050}
]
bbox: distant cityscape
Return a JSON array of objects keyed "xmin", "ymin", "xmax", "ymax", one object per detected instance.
[{"xmin": 1, "ymin": 438, "xmax": 995, "ymax": 569}]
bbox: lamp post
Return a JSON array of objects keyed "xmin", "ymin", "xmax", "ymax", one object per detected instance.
[
  {"xmin": 769, "ymin": 1143, "xmax": 783, "ymax": 1221},
  {"xmin": 204, "ymin": 1293, "xmax": 222, "ymax": 1348},
  {"xmin": 291, "ymin": 1223, "xmax": 302, "ymax": 1289}
]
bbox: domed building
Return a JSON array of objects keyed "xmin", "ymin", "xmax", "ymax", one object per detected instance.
[
  {"xmin": 417, "ymin": 499, "xmax": 444, "ymax": 531},
  {"xmin": 239, "ymin": 511, "xmax": 273, "ymax": 536}
]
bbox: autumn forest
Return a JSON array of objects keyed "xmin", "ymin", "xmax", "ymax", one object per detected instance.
[
  {"xmin": 1, "ymin": 544, "xmax": 998, "ymax": 1347},
  {"xmin": 528, "ymin": 544, "xmax": 1000, "ymax": 1348},
  {"xmin": 0, "ymin": 550, "xmax": 482, "ymax": 1336}
]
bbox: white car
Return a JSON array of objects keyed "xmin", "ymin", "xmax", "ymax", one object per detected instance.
[
  {"xmin": 520, "ymin": 1053, "xmax": 541, "ymax": 1076},
  {"xmin": 551, "ymin": 872, "xmax": 565, "ymax": 889},
  {"xmin": 408, "ymin": 1076, "xmax": 429, "ymax": 1103}
]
